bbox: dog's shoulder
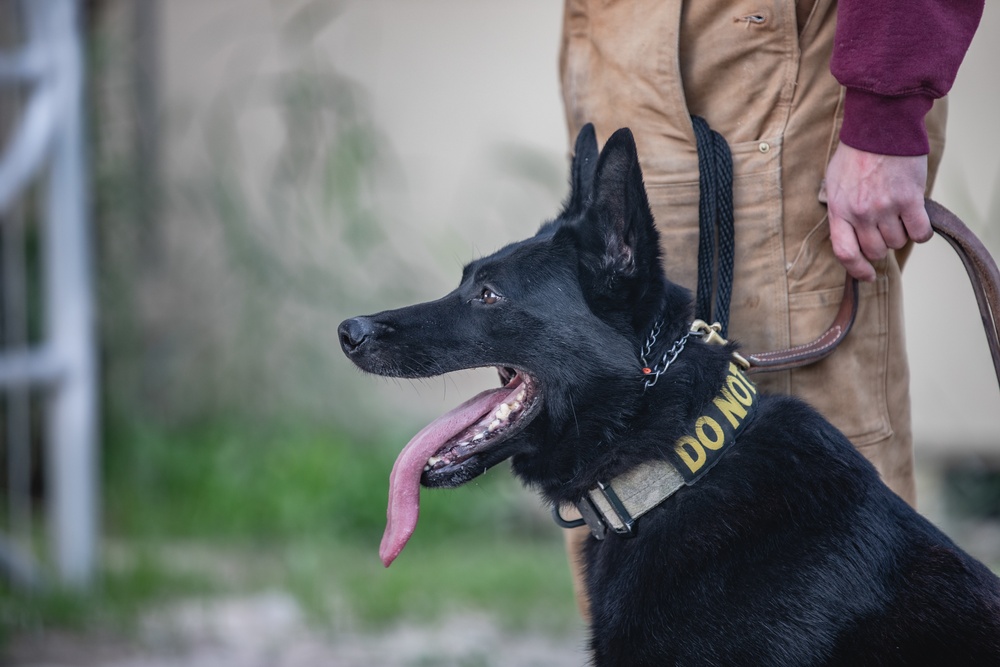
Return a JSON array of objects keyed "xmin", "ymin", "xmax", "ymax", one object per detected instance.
[{"xmin": 740, "ymin": 392, "xmax": 882, "ymax": 487}]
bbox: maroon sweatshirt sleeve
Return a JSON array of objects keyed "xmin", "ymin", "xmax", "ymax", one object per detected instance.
[{"xmin": 831, "ymin": 0, "xmax": 985, "ymax": 156}]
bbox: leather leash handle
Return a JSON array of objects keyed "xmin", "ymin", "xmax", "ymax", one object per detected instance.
[
  {"xmin": 745, "ymin": 277, "xmax": 858, "ymax": 373},
  {"xmin": 747, "ymin": 199, "xmax": 1000, "ymax": 386},
  {"xmin": 924, "ymin": 199, "xmax": 1000, "ymax": 387}
]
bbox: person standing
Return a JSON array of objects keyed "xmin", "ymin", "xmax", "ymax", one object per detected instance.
[{"xmin": 557, "ymin": 0, "xmax": 984, "ymax": 617}]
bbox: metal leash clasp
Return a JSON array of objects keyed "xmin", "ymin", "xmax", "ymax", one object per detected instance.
[{"xmin": 690, "ymin": 320, "xmax": 750, "ymax": 369}]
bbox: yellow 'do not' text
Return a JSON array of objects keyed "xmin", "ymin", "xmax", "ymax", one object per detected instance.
[{"xmin": 674, "ymin": 362, "xmax": 758, "ymax": 475}]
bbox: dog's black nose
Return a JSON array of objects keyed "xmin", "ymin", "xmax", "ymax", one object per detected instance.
[{"xmin": 339, "ymin": 317, "xmax": 374, "ymax": 355}]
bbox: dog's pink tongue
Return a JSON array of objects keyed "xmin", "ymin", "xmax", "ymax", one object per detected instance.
[{"xmin": 380, "ymin": 388, "xmax": 503, "ymax": 567}]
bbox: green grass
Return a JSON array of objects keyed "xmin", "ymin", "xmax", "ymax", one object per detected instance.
[
  {"xmin": 103, "ymin": 421, "xmax": 552, "ymax": 543},
  {"xmin": 327, "ymin": 537, "xmax": 577, "ymax": 632},
  {"xmin": 1, "ymin": 421, "xmax": 578, "ymax": 639},
  {"xmin": 0, "ymin": 546, "xmax": 219, "ymax": 643}
]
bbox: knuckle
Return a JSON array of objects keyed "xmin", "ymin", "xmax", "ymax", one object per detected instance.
[{"xmin": 831, "ymin": 241, "xmax": 859, "ymax": 265}]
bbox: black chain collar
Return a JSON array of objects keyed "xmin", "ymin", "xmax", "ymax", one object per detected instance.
[{"xmin": 639, "ymin": 321, "xmax": 702, "ymax": 389}]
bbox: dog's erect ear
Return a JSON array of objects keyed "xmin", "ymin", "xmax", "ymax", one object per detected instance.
[
  {"xmin": 563, "ymin": 123, "xmax": 599, "ymax": 216},
  {"xmin": 587, "ymin": 128, "xmax": 660, "ymax": 284}
]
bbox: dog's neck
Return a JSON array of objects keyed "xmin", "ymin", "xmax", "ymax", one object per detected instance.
[
  {"xmin": 510, "ymin": 274, "xmax": 743, "ymax": 507},
  {"xmin": 559, "ymin": 357, "xmax": 759, "ymax": 539},
  {"xmin": 541, "ymin": 323, "xmax": 731, "ymax": 502},
  {"xmin": 543, "ymin": 318, "xmax": 759, "ymax": 542}
]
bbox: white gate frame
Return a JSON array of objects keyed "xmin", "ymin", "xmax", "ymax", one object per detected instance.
[{"xmin": 0, "ymin": 0, "xmax": 98, "ymax": 588}]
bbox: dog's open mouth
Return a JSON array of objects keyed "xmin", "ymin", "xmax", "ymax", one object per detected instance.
[
  {"xmin": 421, "ymin": 367, "xmax": 536, "ymax": 478},
  {"xmin": 380, "ymin": 367, "xmax": 541, "ymax": 567}
]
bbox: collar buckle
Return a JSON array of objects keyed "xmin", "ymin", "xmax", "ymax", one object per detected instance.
[
  {"xmin": 577, "ymin": 481, "xmax": 636, "ymax": 541},
  {"xmin": 575, "ymin": 497, "xmax": 608, "ymax": 540},
  {"xmin": 593, "ymin": 481, "xmax": 636, "ymax": 537},
  {"xmin": 553, "ymin": 480, "xmax": 639, "ymax": 541}
]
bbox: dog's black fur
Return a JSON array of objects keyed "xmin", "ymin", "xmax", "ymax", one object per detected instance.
[{"xmin": 340, "ymin": 125, "xmax": 1000, "ymax": 665}]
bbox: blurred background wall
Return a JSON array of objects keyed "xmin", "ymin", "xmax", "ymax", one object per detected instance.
[{"xmin": 94, "ymin": 0, "xmax": 1000, "ymax": 445}]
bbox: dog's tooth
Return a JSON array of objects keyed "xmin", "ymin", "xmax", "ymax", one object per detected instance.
[
  {"xmin": 473, "ymin": 432, "xmax": 485, "ymax": 441},
  {"xmin": 516, "ymin": 388, "xmax": 526, "ymax": 402},
  {"xmin": 488, "ymin": 419, "xmax": 501, "ymax": 432},
  {"xmin": 510, "ymin": 400, "xmax": 521, "ymax": 412},
  {"xmin": 427, "ymin": 455, "xmax": 441, "ymax": 467},
  {"xmin": 497, "ymin": 403, "xmax": 511, "ymax": 420}
]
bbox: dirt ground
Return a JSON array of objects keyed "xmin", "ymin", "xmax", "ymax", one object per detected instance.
[{"xmin": 3, "ymin": 592, "xmax": 587, "ymax": 667}]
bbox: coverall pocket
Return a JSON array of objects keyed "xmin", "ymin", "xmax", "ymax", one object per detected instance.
[{"xmin": 787, "ymin": 277, "xmax": 892, "ymax": 445}]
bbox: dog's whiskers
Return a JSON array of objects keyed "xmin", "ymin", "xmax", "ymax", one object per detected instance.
[{"xmin": 569, "ymin": 397, "xmax": 580, "ymax": 438}]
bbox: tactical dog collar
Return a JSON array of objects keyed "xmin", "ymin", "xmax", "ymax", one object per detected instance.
[{"xmin": 555, "ymin": 323, "xmax": 757, "ymax": 540}]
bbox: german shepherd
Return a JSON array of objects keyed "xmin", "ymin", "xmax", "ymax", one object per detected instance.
[{"xmin": 339, "ymin": 125, "xmax": 1000, "ymax": 665}]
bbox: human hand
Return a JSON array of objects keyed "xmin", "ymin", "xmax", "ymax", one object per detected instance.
[{"xmin": 824, "ymin": 143, "xmax": 931, "ymax": 282}]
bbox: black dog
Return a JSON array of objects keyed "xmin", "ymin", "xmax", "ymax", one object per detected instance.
[{"xmin": 339, "ymin": 125, "xmax": 1000, "ymax": 665}]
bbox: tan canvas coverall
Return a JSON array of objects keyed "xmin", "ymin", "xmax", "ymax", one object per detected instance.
[{"xmin": 559, "ymin": 0, "xmax": 946, "ymax": 614}]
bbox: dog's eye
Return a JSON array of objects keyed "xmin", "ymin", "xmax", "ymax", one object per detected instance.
[{"xmin": 478, "ymin": 288, "xmax": 502, "ymax": 305}]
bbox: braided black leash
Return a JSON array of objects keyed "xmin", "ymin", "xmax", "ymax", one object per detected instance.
[{"xmin": 690, "ymin": 115, "xmax": 735, "ymax": 337}]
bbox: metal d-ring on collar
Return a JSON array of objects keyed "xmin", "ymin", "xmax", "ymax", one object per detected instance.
[
  {"xmin": 551, "ymin": 480, "xmax": 638, "ymax": 540},
  {"xmin": 640, "ymin": 321, "xmax": 701, "ymax": 389}
]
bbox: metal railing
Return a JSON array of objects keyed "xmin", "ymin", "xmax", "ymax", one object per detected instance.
[{"xmin": 0, "ymin": 0, "xmax": 97, "ymax": 588}]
